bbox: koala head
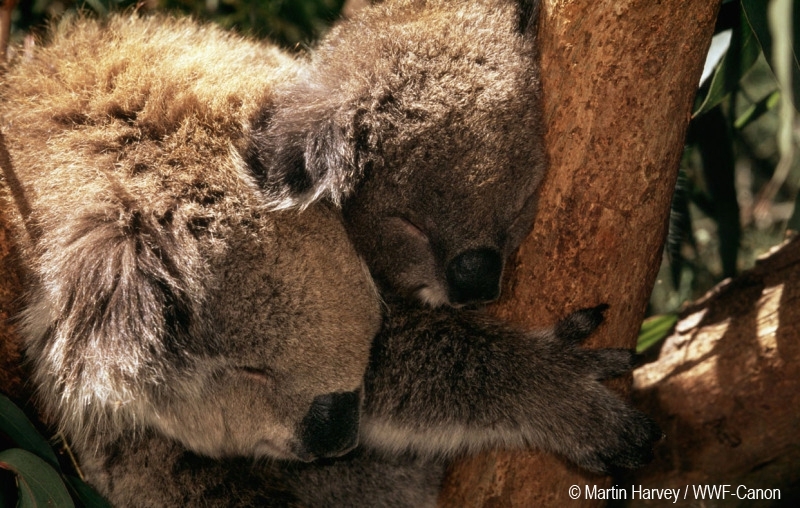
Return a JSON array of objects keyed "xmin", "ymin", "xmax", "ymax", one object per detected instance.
[
  {"xmin": 245, "ymin": 0, "xmax": 545, "ymax": 307},
  {"xmin": 20, "ymin": 199, "xmax": 380, "ymax": 465},
  {"xmin": 135, "ymin": 205, "xmax": 383, "ymax": 463},
  {"xmin": 6, "ymin": 14, "xmax": 381, "ymax": 464}
]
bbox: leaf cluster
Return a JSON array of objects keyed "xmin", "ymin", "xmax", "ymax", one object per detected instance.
[{"xmin": 642, "ymin": 0, "xmax": 799, "ymax": 351}]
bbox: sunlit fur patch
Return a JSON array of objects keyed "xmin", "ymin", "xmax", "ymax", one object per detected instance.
[
  {"xmin": 359, "ymin": 417, "xmax": 534, "ymax": 460},
  {"xmin": 415, "ymin": 285, "xmax": 449, "ymax": 307}
]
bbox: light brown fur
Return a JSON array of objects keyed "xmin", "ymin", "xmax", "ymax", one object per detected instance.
[{"xmin": 1, "ymin": 12, "xmax": 379, "ymax": 470}]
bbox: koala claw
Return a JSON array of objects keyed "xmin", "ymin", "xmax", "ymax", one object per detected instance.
[
  {"xmin": 599, "ymin": 412, "xmax": 663, "ymax": 473},
  {"xmin": 580, "ymin": 348, "xmax": 639, "ymax": 380},
  {"xmin": 567, "ymin": 406, "xmax": 662, "ymax": 475},
  {"xmin": 555, "ymin": 303, "xmax": 609, "ymax": 344}
]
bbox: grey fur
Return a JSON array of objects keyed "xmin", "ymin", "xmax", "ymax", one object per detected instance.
[
  {"xmin": 277, "ymin": 303, "xmax": 658, "ymax": 507},
  {"xmin": 249, "ymin": 0, "xmax": 660, "ymax": 504},
  {"xmin": 248, "ymin": 0, "xmax": 545, "ymax": 306},
  {"xmin": 0, "ymin": 1, "xmax": 660, "ymax": 507}
]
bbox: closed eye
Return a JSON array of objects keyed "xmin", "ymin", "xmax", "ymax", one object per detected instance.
[
  {"xmin": 236, "ymin": 366, "xmax": 272, "ymax": 384},
  {"xmin": 390, "ymin": 216, "xmax": 429, "ymax": 243}
]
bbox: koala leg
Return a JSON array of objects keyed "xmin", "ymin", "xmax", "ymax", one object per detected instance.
[{"xmin": 360, "ymin": 299, "xmax": 661, "ymax": 474}]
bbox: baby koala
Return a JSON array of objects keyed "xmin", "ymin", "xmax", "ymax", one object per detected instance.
[{"xmin": 249, "ymin": 0, "xmax": 661, "ymax": 504}]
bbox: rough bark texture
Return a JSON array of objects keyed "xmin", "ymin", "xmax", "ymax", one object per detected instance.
[
  {"xmin": 439, "ymin": 0, "xmax": 721, "ymax": 506},
  {"xmin": 623, "ymin": 236, "xmax": 800, "ymax": 506}
]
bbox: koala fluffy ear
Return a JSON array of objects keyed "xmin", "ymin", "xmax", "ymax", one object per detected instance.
[{"xmin": 244, "ymin": 99, "xmax": 364, "ymax": 211}]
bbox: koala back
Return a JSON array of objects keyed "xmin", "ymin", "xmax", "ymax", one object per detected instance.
[{"xmin": 1, "ymin": 14, "xmax": 380, "ymax": 464}]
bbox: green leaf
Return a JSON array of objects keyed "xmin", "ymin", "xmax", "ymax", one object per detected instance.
[
  {"xmin": 637, "ymin": 314, "xmax": 678, "ymax": 353},
  {"xmin": 733, "ymin": 90, "xmax": 780, "ymax": 129},
  {"xmin": 694, "ymin": 5, "xmax": 763, "ymax": 116},
  {"xmin": 64, "ymin": 476, "xmax": 112, "ymax": 508},
  {"xmin": 82, "ymin": 0, "xmax": 108, "ymax": 15},
  {"xmin": 0, "ymin": 395, "xmax": 60, "ymax": 470},
  {"xmin": 788, "ymin": 191, "xmax": 800, "ymax": 233},
  {"xmin": 666, "ymin": 169, "xmax": 694, "ymax": 289},
  {"xmin": 742, "ymin": 0, "xmax": 800, "ymax": 108},
  {"xmin": 0, "ymin": 449, "xmax": 74, "ymax": 508}
]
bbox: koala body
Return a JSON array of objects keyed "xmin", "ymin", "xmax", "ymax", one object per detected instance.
[
  {"xmin": 1, "ymin": 2, "xmax": 660, "ymax": 507},
  {"xmin": 248, "ymin": 0, "xmax": 546, "ymax": 308}
]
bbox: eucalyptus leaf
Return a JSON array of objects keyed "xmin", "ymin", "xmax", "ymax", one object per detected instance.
[
  {"xmin": 83, "ymin": 0, "xmax": 108, "ymax": 15},
  {"xmin": 65, "ymin": 475, "xmax": 112, "ymax": 508},
  {"xmin": 788, "ymin": 192, "xmax": 800, "ymax": 232},
  {"xmin": 0, "ymin": 449, "xmax": 74, "ymax": 508},
  {"xmin": 742, "ymin": 0, "xmax": 800, "ymax": 108},
  {"xmin": 667, "ymin": 169, "xmax": 694, "ymax": 289},
  {"xmin": 733, "ymin": 90, "xmax": 780, "ymax": 129},
  {"xmin": 0, "ymin": 395, "xmax": 59, "ymax": 470},
  {"xmin": 637, "ymin": 314, "xmax": 678, "ymax": 353},
  {"xmin": 695, "ymin": 107, "xmax": 740, "ymax": 279},
  {"xmin": 694, "ymin": 4, "xmax": 763, "ymax": 116}
]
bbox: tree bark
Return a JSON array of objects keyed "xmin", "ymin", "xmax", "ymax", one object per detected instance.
[
  {"xmin": 623, "ymin": 236, "xmax": 800, "ymax": 506},
  {"xmin": 439, "ymin": 0, "xmax": 720, "ymax": 506}
]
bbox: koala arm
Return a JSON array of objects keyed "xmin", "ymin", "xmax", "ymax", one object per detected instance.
[
  {"xmin": 360, "ymin": 300, "xmax": 661, "ymax": 474},
  {"xmin": 78, "ymin": 432, "xmax": 300, "ymax": 508}
]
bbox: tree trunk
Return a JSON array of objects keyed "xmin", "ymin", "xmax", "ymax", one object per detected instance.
[
  {"xmin": 624, "ymin": 236, "xmax": 800, "ymax": 506},
  {"xmin": 439, "ymin": 0, "xmax": 720, "ymax": 506}
]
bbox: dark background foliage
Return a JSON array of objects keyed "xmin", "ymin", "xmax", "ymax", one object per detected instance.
[
  {"xmin": 12, "ymin": 0, "xmax": 345, "ymax": 48},
  {"xmin": 643, "ymin": 0, "xmax": 798, "ymax": 345}
]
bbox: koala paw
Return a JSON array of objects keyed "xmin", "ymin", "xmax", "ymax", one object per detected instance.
[
  {"xmin": 555, "ymin": 304, "xmax": 609, "ymax": 344},
  {"xmin": 548, "ymin": 306, "xmax": 662, "ymax": 473},
  {"xmin": 583, "ymin": 409, "xmax": 663, "ymax": 473}
]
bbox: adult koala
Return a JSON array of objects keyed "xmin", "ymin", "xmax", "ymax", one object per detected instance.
[
  {"xmin": 249, "ymin": 0, "xmax": 661, "ymax": 506},
  {"xmin": 0, "ymin": 14, "xmax": 381, "ymax": 506}
]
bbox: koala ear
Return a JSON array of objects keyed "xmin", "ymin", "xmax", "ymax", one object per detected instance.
[
  {"xmin": 244, "ymin": 101, "xmax": 362, "ymax": 210},
  {"xmin": 517, "ymin": 0, "xmax": 542, "ymax": 36}
]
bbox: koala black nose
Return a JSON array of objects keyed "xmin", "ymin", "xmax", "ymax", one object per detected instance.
[
  {"xmin": 446, "ymin": 248, "xmax": 503, "ymax": 305},
  {"xmin": 294, "ymin": 390, "xmax": 360, "ymax": 461}
]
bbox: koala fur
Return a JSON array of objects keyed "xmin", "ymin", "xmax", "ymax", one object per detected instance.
[
  {"xmin": 249, "ymin": 0, "xmax": 660, "ymax": 504},
  {"xmin": 247, "ymin": 0, "xmax": 546, "ymax": 307},
  {"xmin": 1, "ymin": 14, "xmax": 381, "ymax": 505},
  {"xmin": 1, "ymin": 1, "xmax": 661, "ymax": 507}
]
